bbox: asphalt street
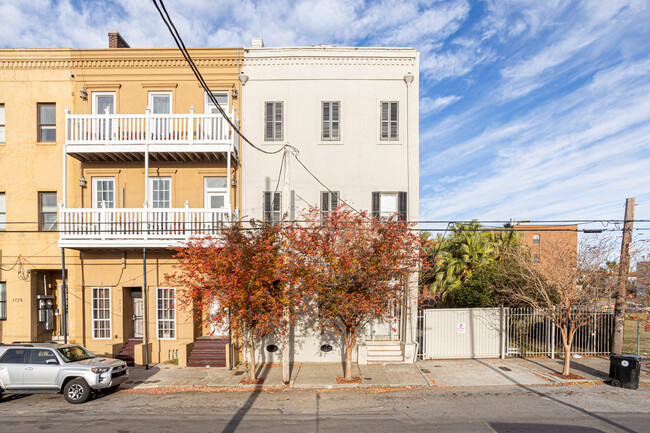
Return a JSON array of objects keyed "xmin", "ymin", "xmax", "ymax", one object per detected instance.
[{"xmin": 1, "ymin": 384, "xmax": 649, "ymax": 432}]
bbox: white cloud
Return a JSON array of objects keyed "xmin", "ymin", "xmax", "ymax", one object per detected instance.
[
  {"xmin": 420, "ymin": 95, "xmax": 461, "ymax": 114},
  {"xmin": 421, "ymin": 58, "xmax": 650, "ymax": 223}
]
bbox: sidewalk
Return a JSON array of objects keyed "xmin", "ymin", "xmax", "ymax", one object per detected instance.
[{"xmin": 121, "ymin": 357, "xmax": 650, "ymax": 391}]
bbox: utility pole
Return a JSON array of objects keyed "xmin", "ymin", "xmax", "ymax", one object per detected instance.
[
  {"xmin": 281, "ymin": 147, "xmax": 291, "ymax": 384},
  {"xmin": 611, "ymin": 197, "xmax": 635, "ymax": 355}
]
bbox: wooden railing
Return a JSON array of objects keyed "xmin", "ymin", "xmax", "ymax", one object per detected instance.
[
  {"xmin": 65, "ymin": 108, "xmax": 234, "ymax": 146},
  {"xmin": 59, "ymin": 205, "xmax": 237, "ymax": 243}
]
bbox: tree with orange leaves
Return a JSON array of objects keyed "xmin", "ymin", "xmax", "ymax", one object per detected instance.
[
  {"xmin": 285, "ymin": 206, "xmax": 420, "ymax": 381},
  {"xmin": 167, "ymin": 221, "xmax": 300, "ymax": 381}
]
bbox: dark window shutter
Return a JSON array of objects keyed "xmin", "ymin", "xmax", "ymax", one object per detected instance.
[
  {"xmin": 372, "ymin": 192, "xmax": 380, "ymax": 219},
  {"xmin": 263, "ymin": 192, "xmax": 271, "ymax": 221},
  {"xmin": 331, "ymin": 191, "xmax": 339, "ymax": 212},
  {"xmin": 275, "ymin": 102, "xmax": 283, "ymax": 141},
  {"xmin": 398, "ymin": 191, "xmax": 407, "ymax": 221}
]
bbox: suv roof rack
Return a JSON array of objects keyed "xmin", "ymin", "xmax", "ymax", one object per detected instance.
[{"xmin": 11, "ymin": 341, "xmax": 34, "ymax": 347}]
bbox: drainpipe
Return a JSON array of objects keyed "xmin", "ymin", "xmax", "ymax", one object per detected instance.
[
  {"xmin": 143, "ymin": 248, "xmax": 149, "ymax": 369},
  {"xmin": 61, "ymin": 248, "xmax": 67, "ymax": 344}
]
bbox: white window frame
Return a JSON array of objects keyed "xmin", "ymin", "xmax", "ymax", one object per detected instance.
[
  {"xmin": 320, "ymin": 191, "xmax": 340, "ymax": 220},
  {"xmin": 91, "ymin": 92, "xmax": 116, "ymax": 115},
  {"xmin": 379, "ymin": 192, "xmax": 399, "ymax": 219},
  {"xmin": 157, "ymin": 287, "xmax": 176, "ymax": 340},
  {"xmin": 91, "ymin": 287, "xmax": 111, "ymax": 340},
  {"xmin": 204, "ymin": 91, "xmax": 229, "ymax": 114},
  {"xmin": 0, "ymin": 103, "xmax": 5, "ymax": 143},
  {"xmin": 0, "ymin": 192, "xmax": 5, "ymax": 231},
  {"xmin": 204, "ymin": 177, "xmax": 228, "ymax": 209},
  {"xmin": 92, "ymin": 177, "xmax": 116, "ymax": 209},
  {"xmin": 264, "ymin": 101, "xmax": 284, "ymax": 142},
  {"xmin": 321, "ymin": 101, "xmax": 341, "ymax": 141},
  {"xmin": 263, "ymin": 191, "xmax": 282, "ymax": 223},
  {"xmin": 380, "ymin": 101, "xmax": 399, "ymax": 141},
  {"xmin": 148, "ymin": 91, "xmax": 172, "ymax": 114},
  {"xmin": 0, "ymin": 282, "xmax": 7, "ymax": 321},
  {"xmin": 148, "ymin": 177, "xmax": 172, "ymax": 209},
  {"xmin": 533, "ymin": 234, "xmax": 541, "ymax": 245}
]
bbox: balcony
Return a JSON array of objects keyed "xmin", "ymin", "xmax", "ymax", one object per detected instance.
[
  {"xmin": 58, "ymin": 204, "xmax": 238, "ymax": 249},
  {"xmin": 64, "ymin": 108, "xmax": 239, "ymax": 162}
]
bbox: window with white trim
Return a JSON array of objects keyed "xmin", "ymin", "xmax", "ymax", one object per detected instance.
[
  {"xmin": 204, "ymin": 177, "xmax": 228, "ymax": 209},
  {"xmin": 157, "ymin": 287, "xmax": 176, "ymax": 339},
  {"xmin": 39, "ymin": 192, "xmax": 57, "ymax": 231},
  {"xmin": 321, "ymin": 101, "xmax": 340, "ymax": 141},
  {"xmin": 0, "ymin": 192, "xmax": 5, "ymax": 231},
  {"xmin": 205, "ymin": 91, "xmax": 229, "ymax": 114},
  {"xmin": 91, "ymin": 287, "xmax": 111, "ymax": 339},
  {"xmin": 92, "ymin": 92, "xmax": 115, "ymax": 115},
  {"xmin": 92, "ymin": 177, "xmax": 115, "ymax": 208},
  {"xmin": 372, "ymin": 191, "xmax": 407, "ymax": 221},
  {"xmin": 380, "ymin": 101, "xmax": 399, "ymax": 141},
  {"xmin": 264, "ymin": 101, "xmax": 283, "ymax": 141},
  {"xmin": 263, "ymin": 191, "xmax": 281, "ymax": 223},
  {"xmin": 320, "ymin": 191, "xmax": 340, "ymax": 220},
  {"xmin": 37, "ymin": 103, "xmax": 56, "ymax": 143},
  {"xmin": 0, "ymin": 103, "xmax": 5, "ymax": 143},
  {"xmin": 0, "ymin": 282, "xmax": 6, "ymax": 320},
  {"xmin": 149, "ymin": 177, "xmax": 171, "ymax": 208},
  {"xmin": 533, "ymin": 234, "xmax": 540, "ymax": 245}
]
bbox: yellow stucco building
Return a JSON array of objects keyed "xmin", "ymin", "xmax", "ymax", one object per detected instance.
[{"xmin": 0, "ymin": 33, "xmax": 243, "ymax": 368}]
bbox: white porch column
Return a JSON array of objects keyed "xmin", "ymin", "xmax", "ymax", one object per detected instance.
[
  {"xmin": 63, "ymin": 108, "xmax": 69, "ymax": 208},
  {"xmin": 144, "ymin": 106, "xmax": 150, "ymax": 208}
]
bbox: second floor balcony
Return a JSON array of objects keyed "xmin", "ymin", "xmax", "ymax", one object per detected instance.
[
  {"xmin": 64, "ymin": 107, "xmax": 239, "ymax": 162},
  {"xmin": 58, "ymin": 203, "xmax": 238, "ymax": 249}
]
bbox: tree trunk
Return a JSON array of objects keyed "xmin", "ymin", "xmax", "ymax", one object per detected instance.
[
  {"xmin": 562, "ymin": 342, "xmax": 571, "ymax": 376},
  {"xmin": 344, "ymin": 330, "xmax": 356, "ymax": 381},
  {"xmin": 561, "ymin": 327, "xmax": 576, "ymax": 376},
  {"xmin": 282, "ymin": 307, "xmax": 290, "ymax": 384},
  {"xmin": 249, "ymin": 332, "xmax": 257, "ymax": 381}
]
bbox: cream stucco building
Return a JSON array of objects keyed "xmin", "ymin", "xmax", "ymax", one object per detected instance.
[{"xmin": 240, "ymin": 39, "xmax": 420, "ymax": 364}]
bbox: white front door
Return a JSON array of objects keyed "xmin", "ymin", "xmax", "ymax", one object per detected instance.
[
  {"xmin": 209, "ymin": 300, "xmax": 229, "ymax": 336},
  {"xmin": 369, "ymin": 302, "xmax": 400, "ymax": 340}
]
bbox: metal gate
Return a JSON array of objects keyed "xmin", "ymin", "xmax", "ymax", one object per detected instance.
[
  {"xmin": 418, "ymin": 308, "xmax": 614, "ymax": 360},
  {"xmin": 420, "ymin": 308, "xmax": 503, "ymax": 359}
]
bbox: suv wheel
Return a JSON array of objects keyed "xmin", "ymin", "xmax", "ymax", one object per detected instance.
[{"xmin": 63, "ymin": 379, "xmax": 91, "ymax": 404}]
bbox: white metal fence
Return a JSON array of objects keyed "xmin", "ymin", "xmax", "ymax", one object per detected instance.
[
  {"xmin": 418, "ymin": 307, "xmax": 614, "ymax": 360},
  {"xmin": 506, "ymin": 308, "xmax": 613, "ymax": 358}
]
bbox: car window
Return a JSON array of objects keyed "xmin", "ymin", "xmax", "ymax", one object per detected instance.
[
  {"xmin": 28, "ymin": 349, "xmax": 58, "ymax": 365},
  {"xmin": 0, "ymin": 348, "xmax": 28, "ymax": 364},
  {"xmin": 56, "ymin": 346, "xmax": 95, "ymax": 362}
]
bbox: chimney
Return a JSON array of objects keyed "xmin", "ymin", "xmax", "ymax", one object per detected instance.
[
  {"xmin": 251, "ymin": 38, "xmax": 264, "ymax": 48},
  {"xmin": 108, "ymin": 30, "xmax": 130, "ymax": 48}
]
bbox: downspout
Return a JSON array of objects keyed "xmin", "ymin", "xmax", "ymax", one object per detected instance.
[{"xmin": 143, "ymin": 248, "xmax": 149, "ymax": 369}]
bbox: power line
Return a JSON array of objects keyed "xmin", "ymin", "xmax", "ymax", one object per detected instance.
[
  {"xmin": 151, "ymin": 0, "xmax": 362, "ymax": 214},
  {"xmin": 2, "ymin": 218, "xmax": 650, "ymax": 226}
]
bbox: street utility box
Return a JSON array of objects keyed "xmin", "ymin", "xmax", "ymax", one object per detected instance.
[{"xmin": 609, "ymin": 354, "xmax": 643, "ymax": 390}]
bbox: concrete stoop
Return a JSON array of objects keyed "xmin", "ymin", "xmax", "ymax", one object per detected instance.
[{"xmin": 359, "ymin": 340, "xmax": 404, "ymax": 364}]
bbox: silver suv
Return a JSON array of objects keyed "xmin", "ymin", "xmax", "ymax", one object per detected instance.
[{"xmin": 0, "ymin": 342, "xmax": 128, "ymax": 404}]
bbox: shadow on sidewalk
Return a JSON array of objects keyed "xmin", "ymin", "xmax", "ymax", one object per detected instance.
[
  {"xmin": 519, "ymin": 357, "xmax": 609, "ymax": 380},
  {"xmin": 220, "ymin": 363, "xmax": 271, "ymax": 433},
  {"xmin": 476, "ymin": 359, "xmax": 636, "ymax": 433},
  {"xmin": 121, "ymin": 365, "xmax": 162, "ymax": 388}
]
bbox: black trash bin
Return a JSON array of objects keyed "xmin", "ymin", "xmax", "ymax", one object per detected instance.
[{"xmin": 609, "ymin": 354, "xmax": 643, "ymax": 389}]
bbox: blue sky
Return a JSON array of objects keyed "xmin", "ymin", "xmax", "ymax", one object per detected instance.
[{"xmin": 2, "ymin": 0, "xmax": 650, "ymax": 232}]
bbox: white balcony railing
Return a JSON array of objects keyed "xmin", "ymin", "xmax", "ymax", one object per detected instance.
[
  {"xmin": 59, "ymin": 205, "xmax": 238, "ymax": 246},
  {"xmin": 65, "ymin": 108, "xmax": 234, "ymax": 147}
]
